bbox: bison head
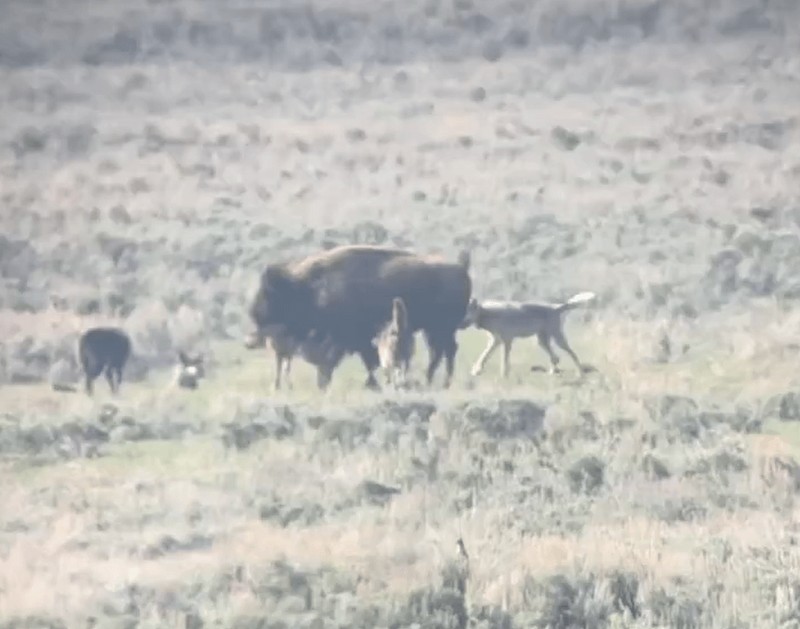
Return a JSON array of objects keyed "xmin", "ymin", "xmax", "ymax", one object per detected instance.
[{"xmin": 249, "ymin": 264, "xmax": 315, "ymax": 338}]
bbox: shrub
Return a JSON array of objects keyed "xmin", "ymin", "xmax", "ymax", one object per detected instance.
[{"xmin": 567, "ymin": 455, "xmax": 605, "ymax": 494}]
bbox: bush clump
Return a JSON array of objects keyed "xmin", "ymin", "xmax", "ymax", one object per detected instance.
[{"xmin": 567, "ymin": 455, "xmax": 605, "ymax": 494}]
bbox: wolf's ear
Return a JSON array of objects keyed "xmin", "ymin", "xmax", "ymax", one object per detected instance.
[{"xmin": 177, "ymin": 350, "xmax": 190, "ymax": 366}]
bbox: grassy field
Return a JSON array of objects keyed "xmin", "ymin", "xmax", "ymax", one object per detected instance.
[{"xmin": 3, "ymin": 0, "xmax": 800, "ymax": 627}]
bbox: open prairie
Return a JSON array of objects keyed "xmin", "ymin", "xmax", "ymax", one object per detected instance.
[{"xmin": 2, "ymin": 1, "xmax": 800, "ymax": 627}]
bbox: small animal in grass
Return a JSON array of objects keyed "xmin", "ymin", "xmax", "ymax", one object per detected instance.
[
  {"xmin": 373, "ymin": 297, "xmax": 415, "ymax": 389},
  {"xmin": 77, "ymin": 326, "xmax": 132, "ymax": 395},
  {"xmin": 464, "ymin": 291, "xmax": 596, "ymax": 378},
  {"xmin": 174, "ymin": 351, "xmax": 206, "ymax": 390},
  {"xmin": 454, "ymin": 537, "xmax": 470, "ymax": 595}
]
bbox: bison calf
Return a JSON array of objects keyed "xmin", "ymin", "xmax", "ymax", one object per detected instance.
[
  {"xmin": 245, "ymin": 327, "xmax": 346, "ymax": 391},
  {"xmin": 77, "ymin": 326, "xmax": 132, "ymax": 395},
  {"xmin": 373, "ymin": 297, "xmax": 415, "ymax": 389},
  {"xmin": 245, "ymin": 328, "xmax": 300, "ymax": 390}
]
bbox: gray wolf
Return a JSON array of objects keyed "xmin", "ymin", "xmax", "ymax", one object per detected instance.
[
  {"xmin": 77, "ymin": 326, "xmax": 132, "ymax": 395},
  {"xmin": 464, "ymin": 292, "xmax": 596, "ymax": 378},
  {"xmin": 249, "ymin": 245, "xmax": 471, "ymax": 390},
  {"xmin": 373, "ymin": 296, "xmax": 415, "ymax": 388}
]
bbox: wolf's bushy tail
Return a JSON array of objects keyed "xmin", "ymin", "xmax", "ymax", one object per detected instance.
[{"xmin": 557, "ymin": 291, "xmax": 596, "ymax": 312}]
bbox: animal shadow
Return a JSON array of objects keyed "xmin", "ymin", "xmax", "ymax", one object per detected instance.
[{"xmin": 530, "ymin": 363, "xmax": 599, "ymax": 375}]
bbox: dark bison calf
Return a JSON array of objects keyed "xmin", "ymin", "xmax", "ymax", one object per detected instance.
[
  {"xmin": 249, "ymin": 244, "xmax": 472, "ymax": 389},
  {"xmin": 78, "ymin": 326, "xmax": 132, "ymax": 395}
]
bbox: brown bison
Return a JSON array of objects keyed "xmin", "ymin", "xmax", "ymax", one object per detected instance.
[
  {"xmin": 77, "ymin": 326, "xmax": 132, "ymax": 395},
  {"xmin": 249, "ymin": 244, "xmax": 472, "ymax": 389}
]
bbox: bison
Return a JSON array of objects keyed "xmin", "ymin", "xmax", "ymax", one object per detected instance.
[
  {"xmin": 249, "ymin": 244, "xmax": 472, "ymax": 389},
  {"xmin": 77, "ymin": 326, "xmax": 132, "ymax": 395}
]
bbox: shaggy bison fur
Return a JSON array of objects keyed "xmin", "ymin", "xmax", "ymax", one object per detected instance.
[
  {"xmin": 249, "ymin": 244, "xmax": 472, "ymax": 389},
  {"xmin": 77, "ymin": 326, "xmax": 132, "ymax": 395}
]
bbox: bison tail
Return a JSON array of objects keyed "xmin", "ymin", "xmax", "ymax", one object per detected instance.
[
  {"xmin": 457, "ymin": 250, "xmax": 471, "ymax": 270},
  {"xmin": 392, "ymin": 297, "xmax": 409, "ymax": 332}
]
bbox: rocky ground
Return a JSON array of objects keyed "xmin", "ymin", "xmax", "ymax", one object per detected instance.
[{"xmin": 2, "ymin": 0, "xmax": 800, "ymax": 627}]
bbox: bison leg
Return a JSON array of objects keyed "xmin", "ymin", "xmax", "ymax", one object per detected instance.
[
  {"xmin": 115, "ymin": 365, "xmax": 124, "ymax": 392},
  {"xmin": 108, "ymin": 365, "xmax": 124, "ymax": 393},
  {"xmin": 315, "ymin": 345, "xmax": 346, "ymax": 391},
  {"xmin": 357, "ymin": 343, "xmax": 381, "ymax": 391},
  {"xmin": 316, "ymin": 365, "xmax": 333, "ymax": 390},
  {"xmin": 423, "ymin": 331, "xmax": 445, "ymax": 387},
  {"xmin": 104, "ymin": 366, "xmax": 117, "ymax": 394},
  {"xmin": 83, "ymin": 362, "xmax": 103, "ymax": 396},
  {"xmin": 81, "ymin": 355, "xmax": 103, "ymax": 396},
  {"xmin": 394, "ymin": 365, "xmax": 406, "ymax": 390},
  {"xmin": 311, "ymin": 347, "xmax": 336, "ymax": 391},
  {"xmin": 424, "ymin": 330, "xmax": 458, "ymax": 388},
  {"xmin": 274, "ymin": 353, "xmax": 285, "ymax": 390},
  {"xmin": 426, "ymin": 348, "xmax": 443, "ymax": 386},
  {"xmin": 443, "ymin": 334, "xmax": 458, "ymax": 388},
  {"xmin": 501, "ymin": 340, "xmax": 513, "ymax": 379}
]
